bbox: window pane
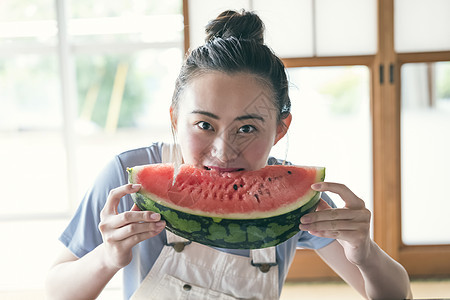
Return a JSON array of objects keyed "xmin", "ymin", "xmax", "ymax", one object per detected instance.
[
  {"xmin": 0, "ymin": 220, "xmax": 69, "ymax": 289},
  {"xmin": 68, "ymin": 0, "xmax": 183, "ymax": 44},
  {"xmin": 271, "ymin": 66, "xmax": 372, "ymax": 211},
  {"xmin": 254, "ymin": 0, "xmax": 314, "ymax": 58},
  {"xmin": 0, "ymin": 0, "xmax": 56, "ymax": 44},
  {"xmin": 315, "ymin": 0, "xmax": 377, "ymax": 56},
  {"xmin": 188, "ymin": 0, "xmax": 377, "ymax": 57},
  {"xmin": 395, "ymin": 0, "xmax": 450, "ymax": 52},
  {"xmin": 0, "ymin": 54, "xmax": 61, "ymax": 130},
  {"xmin": 74, "ymin": 49, "xmax": 182, "ymax": 200},
  {"xmin": 0, "ymin": 132, "xmax": 69, "ymax": 216},
  {"xmin": 75, "ymin": 49, "xmax": 182, "ymax": 131},
  {"xmin": 69, "ymin": 0, "xmax": 181, "ymax": 18},
  {"xmin": 0, "ymin": 54, "xmax": 68, "ymax": 216},
  {"xmin": 0, "ymin": 0, "xmax": 55, "ymax": 20},
  {"xmin": 401, "ymin": 62, "xmax": 450, "ymax": 245}
]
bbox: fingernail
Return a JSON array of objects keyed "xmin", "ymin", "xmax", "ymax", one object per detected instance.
[
  {"xmin": 311, "ymin": 183, "xmax": 322, "ymax": 190},
  {"xmin": 132, "ymin": 184, "xmax": 141, "ymax": 189},
  {"xmin": 299, "ymin": 224, "xmax": 309, "ymax": 230},
  {"xmin": 150, "ymin": 213, "xmax": 160, "ymax": 220},
  {"xmin": 301, "ymin": 215, "xmax": 311, "ymax": 223},
  {"xmin": 156, "ymin": 221, "xmax": 166, "ymax": 227}
]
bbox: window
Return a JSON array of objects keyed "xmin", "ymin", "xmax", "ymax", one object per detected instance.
[
  {"xmin": 0, "ymin": 0, "xmax": 183, "ymax": 293},
  {"xmin": 401, "ymin": 61, "xmax": 450, "ymax": 245},
  {"xmin": 271, "ymin": 66, "xmax": 372, "ymax": 211}
]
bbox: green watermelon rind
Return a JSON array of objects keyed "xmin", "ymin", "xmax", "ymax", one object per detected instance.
[{"xmin": 130, "ymin": 190, "xmax": 321, "ymax": 249}]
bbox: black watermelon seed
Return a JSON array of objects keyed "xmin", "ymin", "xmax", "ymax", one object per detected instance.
[
  {"xmin": 233, "ymin": 184, "xmax": 238, "ymax": 190},
  {"xmin": 254, "ymin": 194, "xmax": 260, "ymax": 202},
  {"xmin": 287, "ymin": 171, "xmax": 292, "ymax": 174},
  {"xmin": 240, "ymin": 184, "xmax": 243, "ymax": 187},
  {"xmin": 268, "ymin": 178, "xmax": 272, "ymax": 181}
]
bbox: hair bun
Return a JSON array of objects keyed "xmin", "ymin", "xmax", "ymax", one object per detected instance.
[{"xmin": 205, "ymin": 10, "xmax": 265, "ymax": 44}]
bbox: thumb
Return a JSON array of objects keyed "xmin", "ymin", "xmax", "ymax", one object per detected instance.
[{"xmin": 315, "ymin": 198, "xmax": 332, "ymax": 211}]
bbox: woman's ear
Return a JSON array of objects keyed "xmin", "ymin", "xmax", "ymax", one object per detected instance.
[
  {"xmin": 274, "ymin": 113, "xmax": 292, "ymax": 145},
  {"xmin": 169, "ymin": 106, "xmax": 177, "ymax": 130}
]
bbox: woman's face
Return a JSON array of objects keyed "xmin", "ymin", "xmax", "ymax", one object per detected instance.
[{"xmin": 173, "ymin": 71, "xmax": 289, "ymax": 172}]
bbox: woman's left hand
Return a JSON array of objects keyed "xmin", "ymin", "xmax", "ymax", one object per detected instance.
[{"xmin": 299, "ymin": 182, "xmax": 372, "ymax": 266}]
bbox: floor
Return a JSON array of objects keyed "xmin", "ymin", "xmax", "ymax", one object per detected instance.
[
  {"xmin": 280, "ymin": 279, "xmax": 450, "ymax": 299},
  {"xmin": 1, "ymin": 279, "xmax": 449, "ymax": 299}
]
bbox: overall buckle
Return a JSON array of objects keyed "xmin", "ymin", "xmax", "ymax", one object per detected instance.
[
  {"xmin": 167, "ymin": 241, "xmax": 192, "ymax": 252},
  {"xmin": 250, "ymin": 260, "xmax": 278, "ymax": 273}
]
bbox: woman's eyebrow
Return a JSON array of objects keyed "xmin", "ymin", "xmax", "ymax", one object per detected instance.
[
  {"xmin": 191, "ymin": 110, "xmax": 219, "ymax": 119},
  {"xmin": 191, "ymin": 110, "xmax": 265, "ymax": 122},
  {"xmin": 235, "ymin": 114, "xmax": 265, "ymax": 122}
]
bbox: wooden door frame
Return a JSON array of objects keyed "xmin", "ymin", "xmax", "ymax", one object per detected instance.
[
  {"xmin": 396, "ymin": 50, "xmax": 450, "ymax": 277},
  {"xmin": 372, "ymin": 0, "xmax": 450, "ymax": 279},
  {"xmin": 288, "ymin": 0, "xmax": 450, "ymax": 281}
]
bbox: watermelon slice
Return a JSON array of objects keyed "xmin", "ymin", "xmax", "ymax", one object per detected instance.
[{"xmin": 128, "ymin": 164, "xmax": 325, "ymax": 249}]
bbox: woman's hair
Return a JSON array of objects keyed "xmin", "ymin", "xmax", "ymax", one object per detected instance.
[{"xmin": 171, "ymin": 9, "xmax": 291, "ymax": 123}]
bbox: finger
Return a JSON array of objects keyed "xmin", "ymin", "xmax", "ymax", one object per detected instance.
[
  {"xmin": 306, "ymin": 230, "xmax": 342, "ymax": 239},
  {"xmin": 113, "ymin": 224, "xmax": 166, "ymax": 250},
  {"xmin": 300, "ymin": 220, "xmax": 366, "ymax": 232},
  {"xmin": 301, "ymin": 207, "xmax": 367, "ymax": 224},
  {"xmin": 106, "ymin": 210, "xmax": 162, "ymax": 229},
  {"xmin": 108, "ymin": 221, "xmax": 166, "ymax": 242},
  {"xmin": 311, "ymin": 182, "xmax": 365, "ymax": 209},
  {"xmin": 102, "ymin": 184, "xmax": 141, "ymax": 217},
  {"xmin": 307, "ymin": 229, "xmax": 368, "ymax": 244},
  {"xmin": 300, "ymin": 199, "xmax": 335, "ymax": 225}
]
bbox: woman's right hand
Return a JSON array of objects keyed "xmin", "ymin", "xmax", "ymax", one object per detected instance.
[{"xmin": 98, "ymin": 183, "xmax": 166, "ymax": 270}]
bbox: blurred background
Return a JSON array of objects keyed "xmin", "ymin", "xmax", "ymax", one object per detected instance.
[{"xmin": 0, "ymin": 0, "xmax": 449, "ymax": 299}]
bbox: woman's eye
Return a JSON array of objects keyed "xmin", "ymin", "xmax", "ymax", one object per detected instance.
[
  {"xmin": 196, "ymin": 121, "xmax": 214, "ymax": 131},
  {"xmin": 238, "ymin": 125, "xmax": 256, "ymax": 134}
]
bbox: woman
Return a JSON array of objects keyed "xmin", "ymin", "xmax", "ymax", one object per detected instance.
[{"xmin": 46, "ymin": 10, "xmax": 412, "ymax": 299}]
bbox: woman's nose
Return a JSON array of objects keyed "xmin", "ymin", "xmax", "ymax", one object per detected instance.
[{"xmin": 210, "ymin": 133, "xmax": 239, "ymax": 163}]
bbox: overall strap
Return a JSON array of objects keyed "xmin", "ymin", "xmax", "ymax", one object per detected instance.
[
  {"xmin": 165, "ymin": 230, "xmax": 191, "ymax": 253},
  {"xmin": 166, "ymin": 230, "xmax": 189, "ymax": 243},
  {"xmin": 250, "ymin": 247, "xmax": 278, "ymax": 273},
  {"xmin": 250, "ymin": 247, "xmax": 276, "ymax": 264}
]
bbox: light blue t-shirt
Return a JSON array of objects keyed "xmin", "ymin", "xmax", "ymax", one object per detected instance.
[{"xmin": 59, "ymin": 142, "xmax": 336, "ymax": 299}]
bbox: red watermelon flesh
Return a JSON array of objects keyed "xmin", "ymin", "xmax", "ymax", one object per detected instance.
[{"xmin": 130, "ymin": 164, "xmax": 325, "ymax": 219}]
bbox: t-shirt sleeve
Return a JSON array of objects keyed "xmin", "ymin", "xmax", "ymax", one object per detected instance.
[
  {"xmin": 296, "ymin": 192, "xmax": 337, "ymax": 250},
  {"xmin": 59, "ymin": 156, "xmax": 128, "ymax": 258},
  {"xmin": 59, "ymin": 143, "xmax": 163, "ymax": 258}
]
